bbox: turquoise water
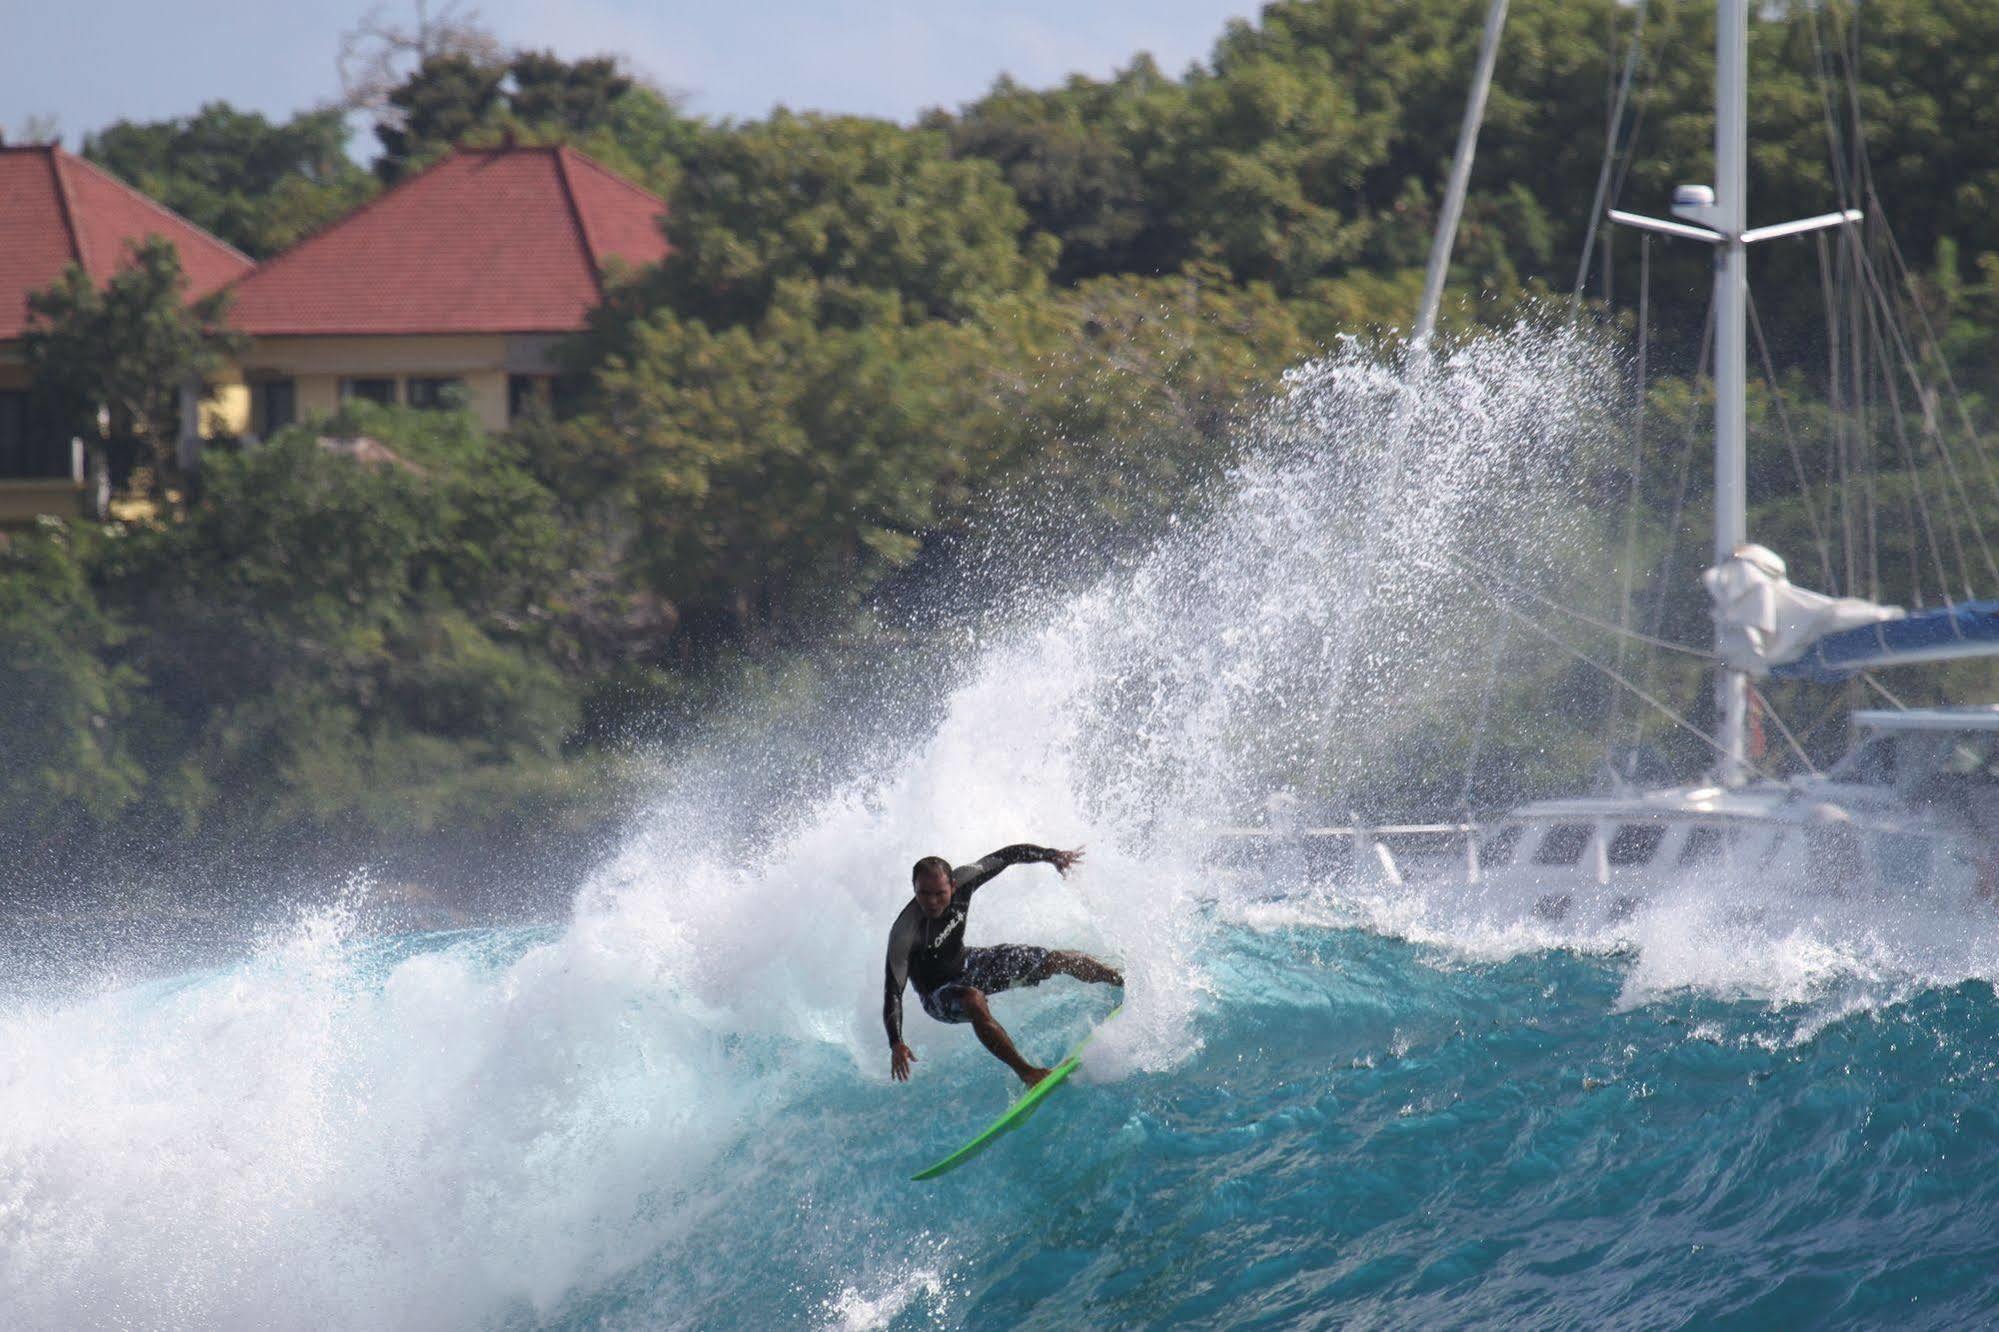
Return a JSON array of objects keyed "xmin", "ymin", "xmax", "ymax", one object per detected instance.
[
  {"xmin": 543, "ymin": 923, "xmax": 1999, "ymax": 1330},
  {"xmin": 12, "ymin": 910, "xmax": 1998, "ymax": 1329}
]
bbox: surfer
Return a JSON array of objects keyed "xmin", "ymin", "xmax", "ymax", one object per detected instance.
[{"xmin": 884, "ymin": 844, "xmax": 1123, "ymax": 1087}]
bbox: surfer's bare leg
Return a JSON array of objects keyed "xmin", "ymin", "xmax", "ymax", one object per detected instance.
[
  {"xmin": 1037, "ymin": 950, "xmax": 1124, "ymax": 988},
  {"xmin": 961, "ymin": 988, "xmax": 1049, "ymax": 1087}
]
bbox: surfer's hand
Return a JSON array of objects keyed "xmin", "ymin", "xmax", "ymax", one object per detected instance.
[
  {"xmin": 1048, "ymin": 846, "xmax": 1085, "ymax": 877},
  {"xmin": 891, "ymin": 1042, "xmax": 916, "ymax": 1082}
]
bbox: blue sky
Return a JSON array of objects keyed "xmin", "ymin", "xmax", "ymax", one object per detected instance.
[{"xmin": 7, "ymin": 0, "xmax": 1258, "ymax": 146}]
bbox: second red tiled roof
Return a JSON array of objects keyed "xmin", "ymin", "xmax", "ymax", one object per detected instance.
[{"xmin": 225, "ymin": 144, "xmax": 670, "ymax": 337}]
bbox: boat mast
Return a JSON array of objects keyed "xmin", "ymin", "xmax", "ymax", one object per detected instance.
[
  {"xmin": 1712, "ymin": 0, "xmax": 1750, "ymax": 786},
  {"xmin": 1414, "ymin": 0, "xmax": 1510, "ymax": 346},
  {"xmin": 1607, "ymin": 0, "xmax": 1859, "ymax": 787}
]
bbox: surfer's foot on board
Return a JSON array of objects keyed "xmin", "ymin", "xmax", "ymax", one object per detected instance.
[
  {"xmin": 1041, "ymin": 950, "xmax": 1123, "ymax": 988},
  {"xmin": 1020, "ymin": 1065, "xmax": 1054, "ymax": 1088}
]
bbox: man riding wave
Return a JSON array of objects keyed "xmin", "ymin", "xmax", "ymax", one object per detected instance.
[{"xmin": 884, "ymin": 844, "xmax": 1123, "ymax": 1086}]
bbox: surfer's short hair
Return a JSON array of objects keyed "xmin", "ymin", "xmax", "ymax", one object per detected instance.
[{"xmin": 911, "ymin": 855, "xmax": 952, "ymax": 884}]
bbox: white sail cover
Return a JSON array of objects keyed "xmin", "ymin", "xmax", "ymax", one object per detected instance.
[{"xmin": 1703, "ymin": 544, "xmax": 1904, "ymax": 675}]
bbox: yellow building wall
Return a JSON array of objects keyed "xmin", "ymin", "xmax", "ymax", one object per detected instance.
[
  {"xmin": 206, "ymin": 375, "xmax": 250, "ymax": 436},
  {"xmin": 1, "ymin": 342, "xmax": 247, "ymax": 436},
  {"xmin": 0, "ymin": 332, "xmax": 538, "ymax": 523},
  {"xmin": 239, "ymin": 334, "xmax": 518, "ymax": 433}
]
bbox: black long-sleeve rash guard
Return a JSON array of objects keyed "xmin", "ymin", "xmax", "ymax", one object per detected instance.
[{"xmin": 882, "ymin": 844, "xmax": 1058, "ymax": 1046}]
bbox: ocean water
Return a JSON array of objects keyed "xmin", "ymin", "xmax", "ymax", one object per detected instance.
[{"xmin": 7, "ymin": 326, "xmax": 1998, "ymax": 1329}]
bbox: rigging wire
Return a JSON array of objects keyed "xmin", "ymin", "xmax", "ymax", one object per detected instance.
[
  {"xmin": 1569, "ymin": 0, "xmax": 1650, "ymax": 311},
  {"xmin": 1748, "ymin": 682, "xmax": 1824, "ymax": 778},
  {"xmin": 1743, "ymin": 294, "xmax": 1831, "ymax": 588},
  {"xmin": 1809, "ymin": 0, "xmax": 1999, "ymax": 599},
  {"xmin": 1785, "ymin": 679, "xmax": 1865, "ymax": 750},
  {"xmin": 1437, "ymin": 553, "xmax": 1716, "ymax": 659},
  {"xmin": 1860, "ymin": 672, "xmax": 1911, "ymax": 711},
  {"xmin": 1870, "ymin": 288, "xmax": 1959, "ymax": 608},
  {"xmin": 1632, "ymin": 301, "xmax": 1717, "ymax": 735},
  {"xmin": 1456, "ymin": 590, "xmax": 1511, "ymax": 816},
  {"xmin": 1849, "ymin": 222, "xmax": 1999, "ymax": 594},
  {"xmin": 1603, "ymin": 232, "xmax": 1656, "ymax": 767},
  {"xmin": 1484, "ymin": 596, "xmax": 1781, "ymax": 784},
  {"xmin": 1816, "ymin": 231, "xmax": 1859, "ymax": 596},
  {"xmin": 1745, "ymin": 289, "xmax": 1837, "ymax": 588}
]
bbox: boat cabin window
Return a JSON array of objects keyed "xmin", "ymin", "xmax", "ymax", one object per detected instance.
[
  {"xmin": 1534, "ymin": 824, "xmax": 1592, "ymax": 867},
  {"xmin": 1837, "ymin": 729, "xmax": 1999, "ymax": 799},
  {"xmin": 1607, "ymin": 824, "xmax": 1666, "ymax": 866},
  {"xmin": 1480, "ymin": 824, "xmax": 1524, "ymax": 867},
  {"xmin": 1678, "ymin": 824, "xmax": 1728, "ymax": 866}
]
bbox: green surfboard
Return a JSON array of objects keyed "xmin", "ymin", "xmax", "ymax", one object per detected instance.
[{"xmin": 911, "ymin": 1005, "xmax": 1122, "ymax": 1181}]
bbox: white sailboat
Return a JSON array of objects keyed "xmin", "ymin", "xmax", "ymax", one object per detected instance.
[
  {"xmin": 1210, "ymin": 1, "xmax": 1999, "ymax": 920},
  {"xmin": 1425, "ymin": 0, "xmax": 1999, "ymax": 923}
]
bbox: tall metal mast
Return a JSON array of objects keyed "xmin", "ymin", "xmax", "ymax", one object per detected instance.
[
  {"xmin": 1711, "ymin": 0, "xmax": 1751, "ymax": 786},
  {"xmin": 1414, "ymin": 0, "xmax": 1509, "ymax": 346},
  {"xmin": 1608, "ymin": 0, "xmax": 1859, "ymax": 786}
]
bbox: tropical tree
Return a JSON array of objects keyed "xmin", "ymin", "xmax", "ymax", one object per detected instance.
[
  {"xmin": 566, "ymin": 280, "xmax": 975, "ymax": 648},
  {"xmin": 373, "ymin": 52, "xmax": 509, "ymax": 180},
  {"xmin": 22, "ymin": 237, "xmax": 243, "ymax": 498},
  {"xmin": 508, "ymin": 50, "xmax": 633, "ymax": 134},
  {"xmin": 935, "ymin": 64, "xmax": 1170, "ymax": 282},
  {"xmin": 0, "ymin": 523, "xmax": 144, "ymax": 854},
  {"xmin": 83, "ymin": 103, "xmax": 375, "ymax": 257},
  {"xmin": 633, "ymin": 111, "xmax": 1052, "ymax": 331}
]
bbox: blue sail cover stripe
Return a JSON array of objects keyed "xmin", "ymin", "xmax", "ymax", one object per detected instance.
[{"xmin": 1769, "ymin": 599, "xmax": 1999, "ymax": 682}]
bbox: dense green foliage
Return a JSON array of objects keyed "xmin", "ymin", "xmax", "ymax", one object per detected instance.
[
  {"xmin": 17, "ymin": 0, "xmax": 1999, "ymax": 890},
  {"xmin": 371, "ymin": 48, "xmax": 697, "ymax": 186},
  {"xmin": 1, "ymin": 410, "xmax": 616, "ymax": 875},
  {"xmin": 0, "ymin": 525, "xmax": 144, "ymax": 846},
  {"xmin": 83, "ymin": 104, "xmax": 375, "ymax": 258}
]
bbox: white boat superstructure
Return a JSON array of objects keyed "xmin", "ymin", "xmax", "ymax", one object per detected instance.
[{"xmin": 1467, "ymin": 708, "xmax": 1999, "ymax": 925}]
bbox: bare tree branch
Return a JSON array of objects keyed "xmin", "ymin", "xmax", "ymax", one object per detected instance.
[{"xmin": 337, "ymin": 0, "xmax": 506, "ymax": 119}]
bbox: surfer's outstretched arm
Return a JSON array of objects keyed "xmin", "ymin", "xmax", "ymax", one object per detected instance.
[
  {"xmin": 954, "ymin": 844, "xmax": 1085, "ymax": 894},
  {"xmin": 885, "ymin": 911, "xmax": 919, "ymax": 1081}
]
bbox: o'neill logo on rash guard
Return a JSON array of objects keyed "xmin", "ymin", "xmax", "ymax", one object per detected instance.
[{"xmin": 932, "ymin": 914, "xmax": 964, "ymax": 946}]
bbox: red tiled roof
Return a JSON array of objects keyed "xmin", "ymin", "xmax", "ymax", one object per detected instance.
[
  {"xmin": 226, "ymin": 145, "xmax": 669, "ymax": 337},
  {"xmin": 0, "ymin": 145, "xmax": 254, "ymax": 341}
]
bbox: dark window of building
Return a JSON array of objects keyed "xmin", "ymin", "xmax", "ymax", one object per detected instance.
[
  {"xmin": 1479, "ymin": 824, "xmax": 1524, "ymax": 867},
  {"xmin": 406, "ymin": 377, "xmax": 465, "ymax": 410},
  {"xmin": 1607, "ymin": 823, "xmax": 1666, "ymax": 866},
  {"xmin": 1534, "ymin": 824, "xmax": 1592, "ymax": 867},
  {"xmin": 0, "ymin": 391, "xmax": 28, "ymax": 477},
  {"xmin": 1678, "ymin": 824, "xmax": 1726, "ymax": 866},
  {"xmin": 255, "ymin": 380, "xmax": 296, "ymax": 437},
  {"xmin": 507, "ymin": 374, "xmax": 549, "ymax": 423},
  {"xmin": 0, "ymin": 390, "xmax": 69, "ymax": 479},
  {"xmin": 341, "ymin": 377, "xmax": 397, "ymax": 407},
  {"xmin": 551, "ymin": 371, "xmax": 588, "ymax": 418}
]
